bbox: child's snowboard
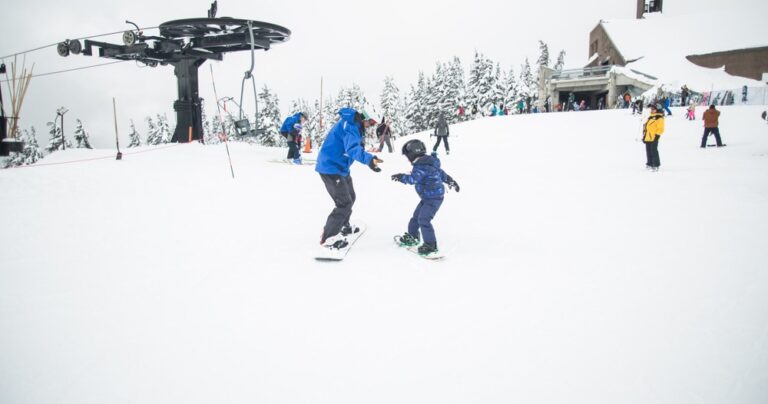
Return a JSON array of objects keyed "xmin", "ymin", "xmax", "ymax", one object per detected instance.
[
  {"xmin": 393, "ymin": 236, "xmax": 445, "ymax": 260},
  {"xmin": 315, "ymin": 224, "xmax": 367, "ymax": 262}
]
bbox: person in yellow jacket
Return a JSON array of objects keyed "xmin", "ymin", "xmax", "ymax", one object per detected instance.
[{"xmin": 643, "ymin": 103, "xmax": 665, "ymax": 171}]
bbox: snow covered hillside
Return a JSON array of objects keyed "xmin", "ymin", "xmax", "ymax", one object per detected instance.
[{"xmin": 2, "ymin": 106, "xmax": 768, "ymax": 404}]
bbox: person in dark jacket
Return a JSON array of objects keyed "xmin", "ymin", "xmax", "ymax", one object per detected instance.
[
  {"xmin": 681, "ymin": 85, "xmax": 690, "ymax": 105},
  {"xmin": 279, "ymin": 112, "xmax": 307, "ymax": 164},
  {"xmin": 432, "ymin": 114, "xmax": 450, "ymax": 154},
  {"xmin": 701, "ymin": 105, "xmax": 725, "ymax": 148},
  {"xmin": 376, "ymin": 117, "xmax": 393, "ymax": 153},
  {"xmin": 392, "ymin": 139, "xmax": 460, "ymax": 256},
  {"xmin": 315, "ymin": 108, "xmax": 383, "ymax": 251}
]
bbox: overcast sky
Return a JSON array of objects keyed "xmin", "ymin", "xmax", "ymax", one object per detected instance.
[{"xmin": 0, "ymin": 0, "xmax": 760, "ymax": 147}]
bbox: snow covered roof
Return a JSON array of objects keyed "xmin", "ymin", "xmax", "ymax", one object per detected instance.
[{"xmin": 599, "ymin": 6, "xmax": 768, "ymax": 91}]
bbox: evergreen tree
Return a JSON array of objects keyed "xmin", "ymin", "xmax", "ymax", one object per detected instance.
[
  {"xmin": 255, "ymin": 84, "xmax": 282, "ymax": 146},
  {"xmin": 466, "ymin": 51, "xmax": 482, "ymax": 116},
  {"xmin": 537, "ymin": 40, "xmax": 551, "ymax": 68},
  {"xmin": 24, "ymin": 127, "xmax": 44, "ymax": 165},
  {"xmin": 405, "ymin": 72, "xmax": 428, "ymax": 131},
  {"xmin": 207, "ymin": 115, "xmax": 223, "ymax": 144},
  {"xmin": 504, "ymin": 67, "xmax": 520, "ymax": 109},
  {"xmin": 3, "ymin": 127, "xmax": 43, "ymax": 167},
  {"xmin": 45, "ymin": 119, "xmax": 70, "ymax": 153},
  {"xmin": 444, "ymin": 57, "xmax": 466, "ymax": 123},
  {"xmin": 493, "ymin": 63, "xmax": 506, "ymax": 108},
  {"xmin": 379, "ymin": 76, "xmax": 409, "ymax": 137},
  {"xmin": 553, "ymin": 50, "xmax": 566, "ymax": 71},
  {"xmin": 519, "ymin": 58, "xmax": 534, "ymax": 99},
  {"xmin": 336, "ymin": 83, "xmax": 370, "ymax": 111},
  {"xmin": 424, "ymin": 66, "xmax": 442, "ymax": 128},
  {"xmin": 145, "ymin": 116, "xmax": 162, "ymax": 145},
  {"xmin": 73, "ymin": 119, "xmax": 93, "ymax": 149},
  {"xmin": 156, "ymin": 114, "xmax": 172, "ymax": 144},
  {"xmin": 127, "ymin": 120, "xmax": 142, "ymax": 148},
  {"xmin": 477, "ymin": 54, "xmax": 497, "ymax": 115},
  {"xmin": 201, "ymin": 100, "xmax": 211, "ymax": 143}
]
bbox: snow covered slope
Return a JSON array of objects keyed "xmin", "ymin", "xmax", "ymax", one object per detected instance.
[{"xmin": 2, "ymin": 107, "xmax": 768, "ymax": 404}]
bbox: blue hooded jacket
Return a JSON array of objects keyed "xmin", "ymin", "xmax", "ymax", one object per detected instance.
[
  {"xmin": 399, "ymin": 154, "xmax": 448, "ymax": 200},
  {"xmin": 280, "ymin": 112, "xmax": 304, "ymax": 134},
  {"xmin": 315, "ymin": 108, "xmax": 374, "ymax": 176}
]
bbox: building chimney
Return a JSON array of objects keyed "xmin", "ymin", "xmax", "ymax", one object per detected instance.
[{"xmin": 637, "ymin": 0, "xmax": 663, "ymax": 19}]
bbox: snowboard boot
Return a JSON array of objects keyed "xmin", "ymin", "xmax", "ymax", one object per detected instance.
[
  {"xmin": 417, "ymin": 242, "xmax": 439, "ymax": 256},
  {"xmin": 321, "ymin": 233, "xmax": 349, "ymax": 250},
  {"xmin": 292, "ymin": 158, "xmax": 303, "ymax": 165},
  {"xmin": 397, "ymin": 232, "xmax": 420, "ymax": 247},
  {"xmin": 341, "ymin": 223, "xmax": 360, "ymax": 237}
]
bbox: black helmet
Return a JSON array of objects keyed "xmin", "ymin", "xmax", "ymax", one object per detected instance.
[{"xmin": 402, "ymin": 139, "xmax": 426, "ymax": 162}]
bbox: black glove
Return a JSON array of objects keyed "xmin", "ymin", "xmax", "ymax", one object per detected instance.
[
  {"xmin": 391, "ymin": 174, "xmax": 405, "ymax": 182},
  {"xmin": 369, "ymin": 156, "xmax": 383, "ymax": 172},
  {"xmin": 446, "ymin": 175, "xmax": 460, "ymax": 192}
]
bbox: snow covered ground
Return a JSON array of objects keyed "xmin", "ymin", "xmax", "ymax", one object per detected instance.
[{"xmin": 1, "ymin": 106, "xmax": 768, "ymax": 404}]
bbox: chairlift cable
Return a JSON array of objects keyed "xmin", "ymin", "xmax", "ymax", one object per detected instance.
[
  {"xmin": 0, "ymin": 26, "xmax": 160, "ymax": 60},
  {"xmin": 0, "ymin": 60, "xmax": 127, "ymax": 83}
]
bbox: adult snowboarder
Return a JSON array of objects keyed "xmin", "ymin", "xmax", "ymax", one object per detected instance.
[
  {"xmin": 280, "ymin": 112, "xmax": 307, "ymax": 164},
  {"xmin": 316, "ymin": 108, "xmax": 383, "ymax": 251},
  {"xmin": 701, "ymin": 105, "xmax": 725, "ymax": 148},
  {"xmin": 432, "ymin": 114, "xmax": 450, "ymax": 154},
  {"xmin": 391, "ymin": 139, "xmax": 460, "ymax": 257},
  {"xmin": 643, "ymin": 103, "xmax": 665, "ymax": 171}
]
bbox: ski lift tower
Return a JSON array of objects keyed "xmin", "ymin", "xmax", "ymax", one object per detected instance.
[{"xmin": 57, "ymin": 4, "xmax": 290, "ymax": 143}]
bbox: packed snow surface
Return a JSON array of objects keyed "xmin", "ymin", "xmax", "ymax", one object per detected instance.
[{"xmin": 2, "ymin": 106, "xmax": 768, "ymax": 404}]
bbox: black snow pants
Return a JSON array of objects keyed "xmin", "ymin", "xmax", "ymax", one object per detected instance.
[
  {"xmin": 433, "ymin": 136, "xmax": 450, "ymax": 152},
  {"xmin": 645, "ymin": 138, "xmax": 661, "ymax": 168},
  {"xmin": 701, "ymin": 127, "xmax": 723, "ymax": 147},
  {"xmin": 320, "ymin": 174, "xmax": 356, "ymax": 242}
]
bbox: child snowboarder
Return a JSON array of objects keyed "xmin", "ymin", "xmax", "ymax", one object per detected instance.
[
  {"xmin": 686, "ymin": 101, "xmax": 696, "ymax": 120},
  {"xmin": 391, "ymin": 139, "xmax": 460, "ymax": 257}
]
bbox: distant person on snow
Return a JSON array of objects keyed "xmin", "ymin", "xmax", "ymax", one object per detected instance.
[
  {"xmin": 686, "ymin": 101, "xmax": 696, "ymax": 121},
  {"xmin": 315, "ymin": 108, "xmax": 383, "ymax": 251},
  {"xmin": 432, "ymin": 114, "xmax": 450, "ymax": 155},
  {"xmin": 643, "ymin": 103, "xmax": 665, "ymax": 171},
  {"xmin": 681, "ymin": 85, "xmax": 690, "ymax": 105},
  {"xmin": 491, "ymin": 104, "xmax": 498, "ymax": 116},
  {"xmin": 279, "ymin": 112, "xmax": 307, "ymax": 164},
  {"xmin": 663, "ymin": 96, "xmax": 673, "ymax": 116},
  {"xmin": 392, "ymin": 139, "xmax": 460, "ymax": 257},
  {"xmin": 701, "ymin": 105, "xmax": 726, "ymax": 148},
  {"xmin": 376, "ymin": 117, "xmax": 393, "ymax": 153}
]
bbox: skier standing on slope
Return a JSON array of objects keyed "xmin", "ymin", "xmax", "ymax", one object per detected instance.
[
  {"xmin": 432, "ymin": 114, "xmax": 451, "ymax": 155},
  {"xmin": 316, "ymin": 108, "xmax": 383, "ymax": 251},
  {"xmin": 279, "ymin": 112, "xmax": 307, "ymax": 164},
  {"xmin": 643, "ymin": 103, "xmax": 665, "ymax": 171},
  {"xmin": 376, "ymin": 116, "xmax": 393, "ymax": 153},
  {"xmin": 392, "ymin": 140, "xmax": 460, "ymax": 257}
]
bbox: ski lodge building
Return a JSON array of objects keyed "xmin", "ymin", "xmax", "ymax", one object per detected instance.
[{"xmin": 539, "ymin": 0, "xmax": 768, "ymax": 109}]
